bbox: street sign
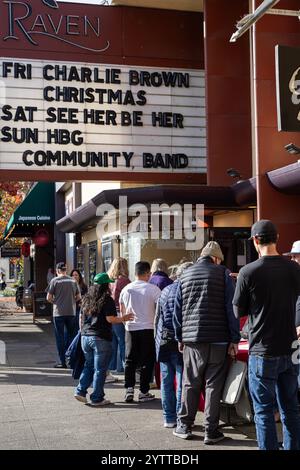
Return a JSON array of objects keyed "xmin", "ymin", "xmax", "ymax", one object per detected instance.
[{"xmin": 1, "ymin": 247, "xmax": 21, "ymax": 258}]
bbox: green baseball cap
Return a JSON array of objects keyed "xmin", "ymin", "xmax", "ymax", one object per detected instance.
[{"xmin": 93, "ymin": 272, "xmax": 115, "ymax": 285}]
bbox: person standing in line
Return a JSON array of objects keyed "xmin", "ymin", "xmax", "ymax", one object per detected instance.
[
  {"xmin": 47, "ymin": 268, "xmax": 55, "ymax": 286},
  {"xmin": 106, "ymin": 258, "xmax": 131, "ymax": 382},
  {"xmin": 155, "ymin": 262, "xmax": 193, "ymax": 428},
  {"xmin": 70, "ymin": 269, "xmax": 88, "ymax": 329},
  {"xmin": 0, "ymin": 272, "xmax": 6, "ymax": 290},
  {"xmin": 120, "ymin": 261, "xmax": 161, "ymax": 403},
  {"xmin": 148, "ymin": 259, "xmax": 173, "ymax": 389},
  {"xmin": 75, "ymin": 273, "xmax": 133, "ymax": 406},
  {"xmin": 282, "ymin": 240, "xmax": 300, "ymax": 397},
  {"xmin": 233, "ymin": 220, "xmax": 300, "ymax": 450},
  {"xmin": 173, "ymin": 241, "xmax": 240, "ymax": 444},
  {"xmin": 149, "ymin": 259, "xmax": 173, "ymax": 291},
  {"xmin": 47, "ymin": 262, "xmax": 81, "ymax": 368}
]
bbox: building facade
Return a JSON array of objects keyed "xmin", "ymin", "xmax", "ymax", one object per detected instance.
[{"xmin": 2, "ymin": 0, "xmax": 300, "ymax": 284}]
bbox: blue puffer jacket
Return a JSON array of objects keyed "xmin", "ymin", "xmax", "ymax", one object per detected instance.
[{"xmin": 155, "ymin": 281, "xmax": 183, "ymax": 363}]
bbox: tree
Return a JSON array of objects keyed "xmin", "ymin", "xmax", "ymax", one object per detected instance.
[{"xmin": 0, "ymin": 182, "xmax": 32, "ymax": 236}]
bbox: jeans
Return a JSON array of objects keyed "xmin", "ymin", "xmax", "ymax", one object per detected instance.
[
  {"xmin": 109, "ymin": 329, "xmax": 118, "ymax": 371},
  {"xmin": 53, "ymin": 315, "xmax": 77, "ymax": 365},
  {"xmin": 108, "ymin": 323, "xmax": 126, "ymax": 372},
  {"xmin": 249, "ymin": 354, "xmax": 300, "ymax": 450},
  {"xmin": 114, "ymin": 323, "xmax": 126, "ymax": 371},
  {"xmin": 160, "ymin": 353, "xmax": 183, "ymax": 424},
  {"xmin": 76, "ymin": 335, "xmax": 112, "ymax": 403}
]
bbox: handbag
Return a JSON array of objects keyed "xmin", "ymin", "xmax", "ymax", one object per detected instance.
[
  {"xmin": 160, "ymin": 327, "xmax": 178, "ymax": 353},
  {"xmin": 222, "ymin": 360, "xmax": 247, "ymax": 405}
]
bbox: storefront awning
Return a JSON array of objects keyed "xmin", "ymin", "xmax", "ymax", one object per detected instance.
[
  {"xmin": 267, "ymin": 162, "xmax": 300, "ymax": 195},
  {"xmin": 56, "ymin": 183, "xmax": 257, "ymax": 234},
  {"xmin": 3, "ymin": 183, "xmax": 55, "ymax": 239}
]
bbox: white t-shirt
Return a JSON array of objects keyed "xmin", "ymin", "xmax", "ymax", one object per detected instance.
[{"xmin": 119, "ymin": 280, "xmax": 161, "ymax": 331}]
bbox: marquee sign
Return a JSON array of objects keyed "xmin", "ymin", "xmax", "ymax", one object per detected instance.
[
  {"xmin": 0, "ymin": 0, "xmax": 205, "ymax": 182},
  {"xmin": 0, "ymin": 58, "xmax": 206, "ymax": 174}
]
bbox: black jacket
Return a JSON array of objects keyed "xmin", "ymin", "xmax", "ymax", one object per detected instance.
[{"xmin": 173, "ymin": 257, "xmax": 238, "ymax": 343}]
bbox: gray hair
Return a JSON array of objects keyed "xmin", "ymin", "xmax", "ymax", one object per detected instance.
[
  {"xmin": 175, "ymin": 261, "xmax": 194, "ymax": 279},
  {"xmin": 151, "ymin": 258, "xmax": 168, "ymax": 274}
]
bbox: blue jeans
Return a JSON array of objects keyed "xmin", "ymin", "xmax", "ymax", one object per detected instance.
[
  {"xmin": 160, "ymin": 353, "xmax": 183, "ymax": 424},
  {"xmin": 53, "ymin": 315, "xmax": 77, "ymax": 365},
  {"xmin": 76, "ymin": 336, "xmax": 112, "ymax": 403},
  {"xmin": 109, "ymin": 323, "xmax": 125, "ymax": 372},
  {"xmin": 248, "ymin": 354, "xmax": 300, "ymax": 450}
]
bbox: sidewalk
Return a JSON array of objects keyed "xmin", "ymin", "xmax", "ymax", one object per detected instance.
[{"xmin": 0, "ymin": 302, "xmax": 257, "ymax": 450}]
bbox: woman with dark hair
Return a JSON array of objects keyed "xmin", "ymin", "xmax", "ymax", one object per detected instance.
[
  {"xmin": 74, "ymin": 272, "xmax": 133, "ymax": 406},
  {"xmin": 70, "ymin": 269, "xmax": 88, "ymax": 328}
]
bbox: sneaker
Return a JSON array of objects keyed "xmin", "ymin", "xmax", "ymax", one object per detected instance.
[
  {"xmin": 54, "ymin": 363, "xmax": 67, "ymax": 368},
  {"xmin": 124, "ymin": 388, "xmax": 134, "ymax": 403},
  {"xmin": 74, "ymin": 394, "xmax": 87, "ymax": 404},
  {"xmin": 105, "ymin": 372, "xmax": 118, "ymax": 383},
  {"xmin": 204, "ymin": 430, "xmax": 225, "ymax": 445},
  {"xmin": 89, "ymin": 399, "xmax": 111, "ymax": 407},
  {"xmin": 173, "ymin": 424, "xmax": 192, "ymax": 440},
  {"xmin": 138, "ymin": 392, "xmax": 155, "ymax": 402},
  {"xmin": 164, "ymin": 422, "xmax": 176, "ymax": 428}
]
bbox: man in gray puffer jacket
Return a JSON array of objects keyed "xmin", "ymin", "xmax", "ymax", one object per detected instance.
[{"xmin": 173, "ymin": 241, "xmax": 240, "ymax": 444}]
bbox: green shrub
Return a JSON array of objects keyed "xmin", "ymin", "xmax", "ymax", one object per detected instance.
[{"xmin": 1, "ymin": 288, "xmax": 16, "ymax": 297}]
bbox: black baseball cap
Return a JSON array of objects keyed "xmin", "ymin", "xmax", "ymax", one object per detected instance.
[
  {"xmin": 249, "ymin": 219, "xmax": 278, "ymax": 240},
  {"xmin": 56, "ymin": 262, "xmax": 67, "ymax": 271}
]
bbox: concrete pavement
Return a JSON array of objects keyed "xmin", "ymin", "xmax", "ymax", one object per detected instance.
[{"xmin": 0, "ymin": 303, "xmax": 257, "ymax": 450}]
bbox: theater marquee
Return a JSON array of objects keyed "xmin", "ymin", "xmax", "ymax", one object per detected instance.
[
  {"xmin": 0, "ymin": 59, "xmax": 205, "ymax": 173},
  {"xmin": 0, "ymin": 0, "xmax": 205, "ymax": 182}
]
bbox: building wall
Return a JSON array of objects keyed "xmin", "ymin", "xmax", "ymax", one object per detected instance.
[
  {"xmin": 253, "ymin": 0, "xmax": 300, "ymax": 251},
  {"xmin": 81, "ymin": 182, "xmax": 121, "ymax": 205},
  {"xmin": 213, "ymin": 210, "xmax": 254, "ymax": 228},
  {"xmin": 204, "ymin": 0, "xmax": 252, "ymax": 187},
  {"xmin": 34, "ymin": 226, "xmax": 54, "ymax": 291}
]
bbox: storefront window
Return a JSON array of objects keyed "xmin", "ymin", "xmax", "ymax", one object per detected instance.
[
  {"xmin": 88, "ymin": 241, "xmax": 97, "ymax": 285},
  {"xmin": 121, "ymin": 231, "xmax": 198, "ymax": 280},
  {"xmin": 121, "ymin": 234, "xmax": 142, "ymax": 281},
  {"xmin": 102, "ymin": 240, "xmax": 113, "ymax": 272},
  {"xmin": 77, "ymin": 246, "xmax": 85, "ymax": 279}
]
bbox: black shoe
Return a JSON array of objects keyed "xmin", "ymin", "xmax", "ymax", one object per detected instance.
[
  {"xmin": 54, "ymin": 363, "xmax": 67, "ymax": 368},
  {"xmin": 204, "ymin": 430, "xmax": 225, "ymax": 445}
]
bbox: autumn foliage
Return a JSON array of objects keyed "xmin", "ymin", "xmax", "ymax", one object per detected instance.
[{"xmin": 0, "ymin": 182, "xmax": 32, "ymax": 237}]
